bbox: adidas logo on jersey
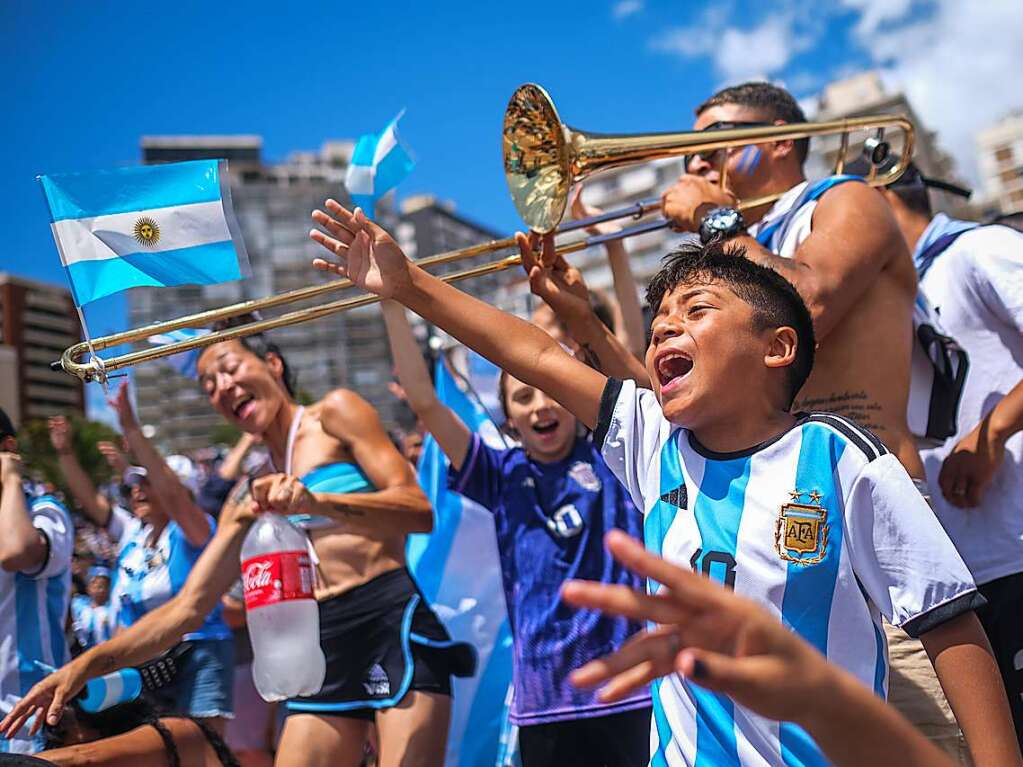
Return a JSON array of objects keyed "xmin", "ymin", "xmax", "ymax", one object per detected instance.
[
  {"xmin": 363, "ymin": 663, "xmax": 391, "ymax": 696},
  {"xmin": 659, "ymin": 484, "xmax": 688, "ymax": 510}
]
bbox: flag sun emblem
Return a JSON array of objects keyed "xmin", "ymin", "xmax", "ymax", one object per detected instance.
[{"xmin": 133, "ymin": 216, "xmax": 161, "ymax": 247}]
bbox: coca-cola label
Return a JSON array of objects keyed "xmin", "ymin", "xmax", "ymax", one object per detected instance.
[{"xmin": 242, "ymin": 550, "xmax": 314, "ymax": 610}]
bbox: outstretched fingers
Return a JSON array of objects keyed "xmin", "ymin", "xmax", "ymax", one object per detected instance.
[
  {"xmin": 570, "ymin": 627, "xmax": 683, "ymax": 701},
  {"xmin": 561, "ymin": 579, "xmax": 687, "ymax": 626}
]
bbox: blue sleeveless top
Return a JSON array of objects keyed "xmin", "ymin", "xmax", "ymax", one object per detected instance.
[{"xmin": 290, "ymin": 462, "xmax": 376, "ymax": 528}]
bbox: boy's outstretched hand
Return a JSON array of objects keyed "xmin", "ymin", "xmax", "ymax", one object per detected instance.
[
  {"xmin": 310, "ymin": 201, "xmax": 411, "ymax": 300},
  {"xmin": 563, "ymin": 530, "xmax": 831, "ymax": 725}
]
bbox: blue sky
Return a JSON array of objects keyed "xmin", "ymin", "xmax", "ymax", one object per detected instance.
[{"xmin": 1, "ymin": 0, "xmax": 1019, "ymax": 419}]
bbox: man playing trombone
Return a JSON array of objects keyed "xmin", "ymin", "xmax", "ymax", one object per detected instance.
[{"xmin": 657, "ymin": 80, "xmax": 1016, "ymax": 765}]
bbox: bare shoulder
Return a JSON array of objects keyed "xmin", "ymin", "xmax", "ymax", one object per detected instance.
[
  {"xmin": 812, "ymin": 181, "xmax": 904, "ymax": 263},
  {"xmin": 815, "ymin": 180, "xmax": 893, "ymax": 225},
  {"xmin": 317, "ymin": 388, "xmax": 385, "ymax": 437}
]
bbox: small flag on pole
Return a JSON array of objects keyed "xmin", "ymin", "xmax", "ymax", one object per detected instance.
[
  {"xmin": 345, "ymin": 111, "xmax": 415, "ymax": 217},
  {"xmin": 39, "ymin": 160, "xmax": 250, "ymax": 307}
]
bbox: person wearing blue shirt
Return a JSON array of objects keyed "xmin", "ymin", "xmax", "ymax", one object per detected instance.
[
  {"xmin": 69, "ymin": 566, "xmax": 114, "ymax": 651},
  {"xmin": 47, "ymin": 395, "xmax": 233, "ymax": 728},
  {"xmin": 382, "ymin": 301, "xmax": 651, "ymax": 767},
  {"xmin": 0, "ymin": 408, "xmax": 73, "ymax": 755}
]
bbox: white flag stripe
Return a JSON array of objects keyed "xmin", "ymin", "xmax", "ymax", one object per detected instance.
[
  {"xmin": 373, "ymin": 122, "xmax": 399, "ymax": 165},
  {"xmin": 52, "ymin": 200, "xmax": 231, "ymax": 266},
  {"xmin": 346, "ymin": 165, "xmax": 375, "ymax": 196}
]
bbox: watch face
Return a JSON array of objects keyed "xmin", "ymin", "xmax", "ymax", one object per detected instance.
[{"xmin": 711, "ymin": 208, "xmax": 739, "ymax": 229}]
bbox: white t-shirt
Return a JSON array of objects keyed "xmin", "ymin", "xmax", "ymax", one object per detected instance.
[
  {"xmin": 917, "ymin": 223, "xmax": 1023, "ymax": 585},
  {"xmin": 0, "ymin": 493, "xmax": 73, "ymax": 755},
  {"xmin": 596, "ymin": 378, "xmax": 979, "ymax": 767}
]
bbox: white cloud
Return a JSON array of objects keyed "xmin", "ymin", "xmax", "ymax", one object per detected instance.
[
  {"xmin": 650, "ymin": 11, "xmax": 817, "ymax": 85},
  {"xmin": 612, "ymin": 0, "xmax": 643, "ymax": 20},
  {"xmin": 851, "ymin": 0, "xmax": 1023, "ymax": 182},
  {"xmin": 840, "ymin": 0, "xmax": 914, "ymax": 37}
]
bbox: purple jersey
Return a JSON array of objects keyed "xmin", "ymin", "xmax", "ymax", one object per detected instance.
[{"xmin": 450, "ymin": 433, "xmax": 650, "ymax": 725}]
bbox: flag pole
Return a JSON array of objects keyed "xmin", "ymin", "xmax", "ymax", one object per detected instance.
[{"xmin": 72, "ymin": 305, "xmax": 110, "ymax": 397}]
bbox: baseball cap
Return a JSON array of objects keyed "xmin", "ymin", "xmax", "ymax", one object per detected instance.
[
  {"xmin": 88, "ymin": 565, "xmax": 112, "ymax": 581},
  {"xmin": 123, "ymin": 457, "xmax": 200, "ymax": 497},
  {"xmin": 845, "ymin": 158, "xmax": 972, "ymax": 199}
]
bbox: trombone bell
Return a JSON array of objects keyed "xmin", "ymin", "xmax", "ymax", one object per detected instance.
[{"xmin": 503, "ymin": 84, "xmax": 571, "ymax": 236}]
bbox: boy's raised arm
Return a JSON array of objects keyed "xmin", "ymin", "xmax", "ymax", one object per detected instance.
[{"xmin": 310, "ymin": 202, "xmax": 608, "ymax": 429}]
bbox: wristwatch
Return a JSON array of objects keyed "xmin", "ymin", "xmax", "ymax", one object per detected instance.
[{"xmin": 699, "ymin": 206, "xmax": 746, "ymax": 244}]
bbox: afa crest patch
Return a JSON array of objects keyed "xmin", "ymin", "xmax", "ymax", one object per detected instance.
[{"xmin": 775, "ymin": 494, "xmax": 829, "ymax": 565}]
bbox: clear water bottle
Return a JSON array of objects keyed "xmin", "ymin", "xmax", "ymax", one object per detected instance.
[{"xmin": 240, "ymin": 514, "xmax": 326, "ymax": 702}]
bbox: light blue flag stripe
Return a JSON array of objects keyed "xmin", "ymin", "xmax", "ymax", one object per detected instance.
[
  {"xmin": 408, "ymin": 354, "xmax": 515, "ymax": 766},
  {"xmin": 40, "ymin": 160, "xmax": 223, "ymax": 222},
  {"xmin": 64, "ymin": 240, "xmax": 242, "ymax": 306}
]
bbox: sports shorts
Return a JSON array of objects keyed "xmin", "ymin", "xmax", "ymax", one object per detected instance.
[{"xmin": 285, "ymin": 567, "xmax": 476, "ymax": 720}]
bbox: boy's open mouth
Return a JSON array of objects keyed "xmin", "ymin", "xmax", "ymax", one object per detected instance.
[
  {"xmin": 532, "ymin": 418, "xmax": 560, "ymax": 435},
  {"xmin": 656, "ymin": 352, "xmax": 694, "ymax": 389}
]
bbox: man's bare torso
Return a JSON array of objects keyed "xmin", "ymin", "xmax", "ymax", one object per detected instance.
[{"xmin": 792, "ymin": 249, "xmax": 925, "ymax": 479}]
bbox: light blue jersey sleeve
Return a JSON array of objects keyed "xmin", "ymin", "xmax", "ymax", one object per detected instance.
[{"xmin": 166, "ymin": 514, "xmax": 215, "ymax": 594}]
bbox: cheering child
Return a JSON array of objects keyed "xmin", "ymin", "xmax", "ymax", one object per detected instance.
[{"xmin": 381, "ymin": 301, "xmax": 651, "ymax": 767}]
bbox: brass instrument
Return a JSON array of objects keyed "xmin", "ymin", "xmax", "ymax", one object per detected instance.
[{"xmin": 56, "ymin": 83, "xmax": 914, "ymax": 382}]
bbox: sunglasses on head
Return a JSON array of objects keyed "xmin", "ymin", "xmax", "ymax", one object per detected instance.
[{"xmin": 684, "ymin": 121, "xmax": 772, "ymax": 170}]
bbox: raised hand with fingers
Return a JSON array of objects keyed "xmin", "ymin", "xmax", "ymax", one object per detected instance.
[
  {"xmin": 47, "ymin": 416, "xmax": 72, "ymax": 455},
  {"xmin": 563, "ymin": 529, "xmax": 831, "ymax": 724},
  {"xmin": 107, "ymin": 380, "xmax": 140, "ymax": 434},
  {"xmin": 97, "ymin": 441, "xmax": 130, "ymax": 475},
  {"xmin": 0, "ymin": 659, "xmax": 89, "ymax": 739},
  {"xmin": 309, "ymin": 201, "xmax": 411, "ymax": 299},
  {"xmin": 517, "ymin": 231, "xmax": 593, "ymax": 330}
]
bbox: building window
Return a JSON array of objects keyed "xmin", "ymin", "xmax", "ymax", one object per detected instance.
[{"xmin": 995, "ymin": 145, "xmax": 1014, "ymax": 163}]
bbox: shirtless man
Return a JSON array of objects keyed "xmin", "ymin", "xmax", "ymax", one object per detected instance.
[
  {"xmin": 660, "ymin": 81, "xmax": 924, "ymax": 480},
  {"xmin": 658, "ymin": 81, "xmax": 969, "ymax": 761},
  {"xmin": 1, "ymin": 322, "xmax": 471, "ymax": 767}
]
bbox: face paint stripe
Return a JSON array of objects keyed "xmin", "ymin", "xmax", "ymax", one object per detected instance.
[{"xmin": 736, "ymin": 146, "xmax": 762, "ymax": 176}]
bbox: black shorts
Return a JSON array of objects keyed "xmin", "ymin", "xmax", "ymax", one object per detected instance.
[
  {"xmin": 976, "ymin": 571, "xmax": 1023, "ymax": 749},
  {"xmin": 285, "ymin": 567, "xmax": 476, "ymax": 721},
  {"xmin": 518, "ymin": 706, "xmax": 652, "ymax": 767}
]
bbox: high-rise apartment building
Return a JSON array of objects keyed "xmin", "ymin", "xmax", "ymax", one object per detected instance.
[
  {"xmin": 0, "ymin": 273, "xmax": 85, "ymax": 427},
  {"xmin": 128, "ymin": 138, "xmax": 507, "ymax": 452},
  {"xmin": 976, "ymin": 112, "xmax": 1023, "ymax": 216}
]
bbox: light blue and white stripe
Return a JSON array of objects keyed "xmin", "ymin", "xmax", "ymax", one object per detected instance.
[
  {"xmin": 39, "ymin": 159, "xmax": 249, "ymax": 306},
  {"xmin": 345, "ymin": 111, "xmax": 415, "ymax": 216},
  {"xmin": 407, "ymin": 353, "xmax": 516, "ymax": 767}
]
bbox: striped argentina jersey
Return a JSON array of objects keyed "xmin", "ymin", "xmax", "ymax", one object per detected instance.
[
  {"xmin": 0, "ymin": 494, "xmax": 73, "ymax": 754},
  {"xmin": 595, "ymin": 379, "xmax": 981, "ymax": 767}
]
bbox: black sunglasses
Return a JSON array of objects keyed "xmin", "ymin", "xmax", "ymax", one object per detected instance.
[{"xmin": 684, "ymin": 121, "xmax": 772, "ymax": 170}]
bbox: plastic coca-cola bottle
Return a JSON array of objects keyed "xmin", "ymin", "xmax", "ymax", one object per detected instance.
[{"xmin": 240, "ymin": 514, "xmax": 326, "ymax": 701}]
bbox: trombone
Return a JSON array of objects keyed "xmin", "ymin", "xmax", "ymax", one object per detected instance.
[{"xmin": 56, "ymin": 83, "xmax": 914, "ymax": 382}]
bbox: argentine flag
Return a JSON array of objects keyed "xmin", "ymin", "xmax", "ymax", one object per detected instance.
[
  {"xmin": 345, "ymin": 111, "xmax": 415, "ymax": 216},
  {"xmin": 39, "ymin": 160, "xmax": 249, "ymax": 306},
  {"xmin": 408, "ymin": 354, "xmax": 517, "ymax": 767}
]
